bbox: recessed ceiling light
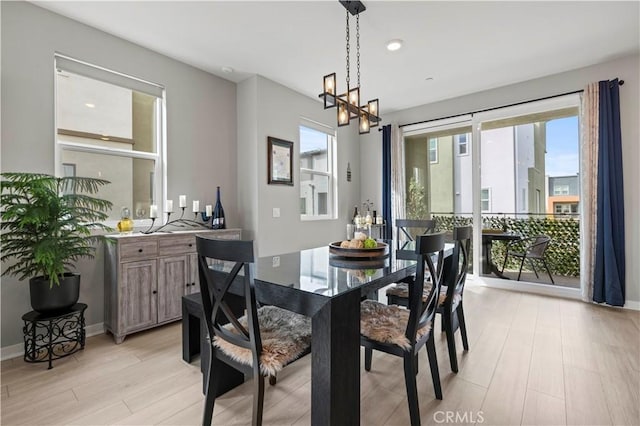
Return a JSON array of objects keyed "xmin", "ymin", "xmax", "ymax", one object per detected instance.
[
  {"xmin": 222, "ymin": 66, "xmax": 234, "ymax": 73},
  {"xmin": 386, "ymin": 39, "xmax": 403, "ymax": 51},
  {"xmin": 85, "ymin": 103, "xmax": 95, "ymax": 108}
]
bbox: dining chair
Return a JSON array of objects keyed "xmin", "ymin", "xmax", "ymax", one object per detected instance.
[
  {"xmin": 385, "ymin": 226, "xmax": 472, "ymax": 373},
  {"xmin": 360, "ymin": 233, "xmax": 445, "ymax": 425},
  {"xmin": 500, "ymin": 235, "xmax": 555, "ymax": 284},
  {"xmin": 196, "ymin": 236, "xmax": 312, "ymax": 426}
]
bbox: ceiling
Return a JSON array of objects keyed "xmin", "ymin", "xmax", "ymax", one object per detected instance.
[{"xmin": 33, "ymin": 1, "xmax": 639, "ymax": 115}]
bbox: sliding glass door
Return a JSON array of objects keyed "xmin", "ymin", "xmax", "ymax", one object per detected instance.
[{"xmin": 401, "ymin": 94, "xmax": 582, "ymax": 295}]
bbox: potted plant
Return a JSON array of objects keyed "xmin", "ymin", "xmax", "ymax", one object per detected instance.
[{"xmin": 1, "ymin": 172, "xmax": 113, "ymax": 313}]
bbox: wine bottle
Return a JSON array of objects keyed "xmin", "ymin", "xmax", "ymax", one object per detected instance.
[
  {"xmin": 212, "ymin": 186, "xmax": 226, "ymax": 229},
  {"xmin": 352, "ymin": 206, "xmax": 359, "ymax": 225}
]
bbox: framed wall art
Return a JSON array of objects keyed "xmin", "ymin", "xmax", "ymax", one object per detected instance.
[{"xmin": 268, "ymin": 136, "xmax": 293, "ymax": 185}]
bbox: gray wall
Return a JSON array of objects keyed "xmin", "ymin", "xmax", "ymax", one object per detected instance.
[
  {"xmin": 238, "ymin": 76, "xmax": 362, "ymax": 257},
  {"xmin": 360, "ymin": 53, "xmax": 640, "ymax": 307},
  {"xmin": 1, "ymin": 2, "xmax": 237, "ymax": 348}
]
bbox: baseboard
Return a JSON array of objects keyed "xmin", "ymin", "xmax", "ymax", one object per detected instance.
[
  {"xmin": 472, "ymin": 274, "xmax": 582, "ymax": 300},
  {"xmin": 1, "ymin": 322, "xmax": 105, "ymax": 361},
  {"xmin": 469, "ymin": 275, "xmax": 640, "ymax": 311}
]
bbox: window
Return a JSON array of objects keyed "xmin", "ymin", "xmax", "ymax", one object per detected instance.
[
  {"xmin": 429, "ymin": 138, "xmax": 438, "ymax": 163},
  {"xmin": 456, "ymin": 133, "xmax": 469, "ymax": 156},
  {"xmin": 555, "ymin": 202, "xmax": 578, "ymax": 215},
  {"xmin": 299, "ymin": 122, "xmax": 336, "ymax": 219},
  {"xmin": 554, "ymin": 184, "xmax": 570, "ymax": 195},
  {"xmin": 481, "ymin": 188, "xmax": 491, "ymax": 212},
  {"xmin": 55, "ymin": 55, "xmax": 165, "ymax": 223}
]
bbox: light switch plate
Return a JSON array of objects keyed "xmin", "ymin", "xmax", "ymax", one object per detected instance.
[
  {"xmin": 272, "ymin": 256, "xmax": 280, "ymax": 267},
  {"xmin": 272, "ymin": 208, "xmax": 280, "ymax": 218}
]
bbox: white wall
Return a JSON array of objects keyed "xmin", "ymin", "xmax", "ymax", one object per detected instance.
[
  {"xmin": 238, "ymin": 76, "xmax": 362, "ymax": 257},
  {"xmin": 481, "ymin": 127, "xmax": 516, "ymax": 213},
  {"xmin": 360, "ymin": 53, "xmax": 640, "ymax": 307},
  {"xmin": 1, "ymin": 1, "xmax": 237, "ymax": 349}
]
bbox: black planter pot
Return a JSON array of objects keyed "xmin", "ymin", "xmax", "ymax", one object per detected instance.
[{"xmin": 29, "ymin": 273, "xmax": 80, "ymax": 313}]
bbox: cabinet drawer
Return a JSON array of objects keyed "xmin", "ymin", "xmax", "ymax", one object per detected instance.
[
  {"xmin": 119, "ymin": 240, "xmax": 158, "ymax": 260},
  {"xmin": 158, "ymin": 236, "xmax": 196, "ymax": 256}
]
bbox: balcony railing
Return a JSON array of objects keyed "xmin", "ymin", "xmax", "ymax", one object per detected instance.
[{"xmin": 429, "ymin": 212, "xmax": 580, "ymax": 277}]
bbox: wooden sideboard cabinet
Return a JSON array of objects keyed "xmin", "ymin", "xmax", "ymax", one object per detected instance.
[{"xmin": 104, "ymin": 229, "xmax": 241, "ymax": 343}]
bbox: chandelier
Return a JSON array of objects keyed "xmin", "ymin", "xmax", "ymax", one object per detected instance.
[{"xmin": 321, "ymin": 0, "xmax": 380, "ymax": 134}]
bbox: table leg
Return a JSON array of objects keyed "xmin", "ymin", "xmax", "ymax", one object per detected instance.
[
  {"xmin": 311, "ymin": 290, "xmax": 361, "ymax": 426},
  {"xmin": 482, "ymin": 240, "xmax": 509, "ymax": 279},
  {"xmin": 181, "ymin": 299, "xmax": 200, "ymax": 363}
]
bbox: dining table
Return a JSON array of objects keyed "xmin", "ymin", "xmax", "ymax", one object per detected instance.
[
  {"xmin": 481, "ymin": 231, "xmax": 521, "ymax": 278},
  {"xmin": 182, "ymin": 239, "xmax": 452, "ymax": 425}
]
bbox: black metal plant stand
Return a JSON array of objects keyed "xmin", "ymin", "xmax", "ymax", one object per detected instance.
[{"xmin": 22, "ymin": 303, "xmax": 87, "ymax": 369}]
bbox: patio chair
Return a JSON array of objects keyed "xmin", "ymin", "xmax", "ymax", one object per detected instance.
[{"xmin": 501, "ymin": 235, "xmax": 555, "ymax": 284}]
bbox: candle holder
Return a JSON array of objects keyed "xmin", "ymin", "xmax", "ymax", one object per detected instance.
[
  {"xmin": 141, "ymin": 207, "xmax": 211, "ymax": 234},
  {"xmin": 141, "ymin": 218, "xmax": 156, "ymax": 234}
]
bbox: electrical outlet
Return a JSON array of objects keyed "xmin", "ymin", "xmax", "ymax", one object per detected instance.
[
  {"xmin": 272, "ymin": 256, "xmax": 280, "ymax": 267},
  {"xmin": 273, "ymin": 207, "xmax": 280, "ymax": 218}
]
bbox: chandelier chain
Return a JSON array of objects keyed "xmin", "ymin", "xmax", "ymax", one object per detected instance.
[
  {"xmin": 345, "ymin": 9, "xmax": 350, "ymax": 88},
  {"xmin": 356, "ymin": 13, "xmax": 360, "ymax": 88}
]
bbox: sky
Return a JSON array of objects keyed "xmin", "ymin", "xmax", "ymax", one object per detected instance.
[{"xmin": 545, "ymin": 116, "xmax": 579, "ymax": 177}]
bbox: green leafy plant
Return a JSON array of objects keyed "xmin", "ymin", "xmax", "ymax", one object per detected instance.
[
  {"xmin": 1, "ymin": 172, "xmax": 113, "ymax": 286},
  {"xmin": 407, "ymin": 176, "xmax": 428, "ymax": 220}
]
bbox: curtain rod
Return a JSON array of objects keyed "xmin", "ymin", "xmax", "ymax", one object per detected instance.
[{"xmin": 377, "ymin": 79, "xmax": 624, "ymax": 131}]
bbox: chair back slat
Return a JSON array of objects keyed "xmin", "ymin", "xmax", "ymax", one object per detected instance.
[
  {"xmin": 196, "ymin": 237, "xmax": 262, "ymax": 357},
  {"xmin": 528, "ymin": 235, "xmax": 551, "ymax": 257},
  {"xmin": 406, "ymin": 232, "xmax": 445, "ymax": 342}
]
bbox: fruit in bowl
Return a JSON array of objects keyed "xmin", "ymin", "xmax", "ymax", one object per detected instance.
[{"xmin": 339, "ymin": 237, "xmax": 378, "ymax": 249}]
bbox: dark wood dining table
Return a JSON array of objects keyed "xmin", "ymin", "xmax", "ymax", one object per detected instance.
[
  {"xmin": 182, "ymin": 240, "xmax": 452, "ymax": 425},
  {"xmin": 481, "ymin": 231, "xmax": 521, "ymax": 278}
]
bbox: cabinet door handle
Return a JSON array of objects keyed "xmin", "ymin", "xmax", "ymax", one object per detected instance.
[
  {"xmin": 188, "ymin": 243, "xmax": 193, "ymax": 247},
  {"xmin": 185, "ymin": 283, "xmax": 190, "ymax": 287},
  {"xmin": 138, "ymin": 248, "xmax": 143, "ymax": 253},
  {"xmin": 152, "ymin": 290, "xmax": 157, "ymax": 294},
  {"xmin": 192, "ymin": 282, "xmax": 196, "ymax": 287}
]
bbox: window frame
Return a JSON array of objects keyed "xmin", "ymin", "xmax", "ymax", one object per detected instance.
[
  {"xmin": 299, "ymin": 120, "xmax": 337, "ymax": 221},
  {"xmin": 54, "ymin": 54, "xmax": 166, "ymax": 227},
  {"xmin": 480, "ymin": 188, "xmax": 491, "ymax": 212},
  {"xmin": 429, "ymin": 137, "xmax": 438, "ymax": 164},
  {"xmin": 456, "ymin": 133, "xmax": 469, "ymax": 156}
]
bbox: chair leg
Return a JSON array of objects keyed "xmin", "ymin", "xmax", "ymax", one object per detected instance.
[
  {"xmin": 443, "ymin": 309, "xmax": 458, "ymax": 373},
  {"xmin": 269, "ymin": 374, "xmax": 277, "ymax": 386},
  {"xmin": 364, "ymin": 347, "xmax": 373, "ymax": 372},
  {"xmin": 517, "ymin": 256, "xmax": 526, "ymax": 281},
  {"xmin": 457, "ymin": 304, "xmax": 469, "ymax": 351},
  {"xmin": 425, "ymin": 333, "xmax": 443, "ymax": 400},
  {"xmin": 528, "ymin": 259, "xmax": 539, "ymax": 279},
  {"xmin": 501, "ymin": 252, "xmax": 509, "ymax": 273},
  {"xmin": 543, "ymin": 260, "xmax": 555, "ymax": 284},
  {"xmin": 252, "ymin": 374, "xmax": 265, "ymax": 426},
  {"xmin": 202, "ymin": 353, "xmax": 219, "ymax": 426},
  {"xmin": 403, "ymin": 354, "xmax": 421, "ymax": 426}
]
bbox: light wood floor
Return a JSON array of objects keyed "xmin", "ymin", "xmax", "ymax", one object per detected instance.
[{"xmin": 2, "ymin": 284, "xmax": 639, "ymax": 425}]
